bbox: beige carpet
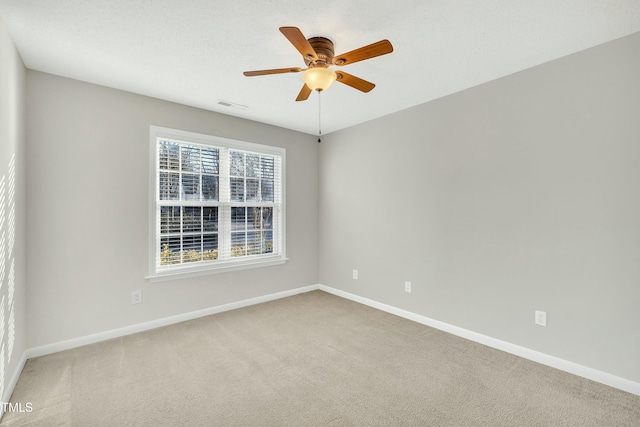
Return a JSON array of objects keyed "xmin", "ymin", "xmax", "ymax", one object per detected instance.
[{"xmin": 2, "ymin": 290, "xmax": 639, "ymax": 426}]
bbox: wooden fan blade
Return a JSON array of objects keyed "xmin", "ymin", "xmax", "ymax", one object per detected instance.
[
  {"xmin": 296, "ymin": 84, "xmax": 312, "ymax": 102},
  {"xmin": 335, "ymin": 72, "xmax": 375, "ymax": 93},
  {"xmin": 243, "ymin": 67, "xmax": 302, "ymax": 77},
  {"xmin": 333, "ymin": 40, "xmax": 393, "ymax": 66},
  {"xmin": 279, "ymin": 26, "xmax": 318, "ymax": 61}
]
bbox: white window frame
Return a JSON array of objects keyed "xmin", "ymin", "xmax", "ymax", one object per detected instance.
[{"xmin": 147, "ymin": 126, "xmax": 286, "ymax": 282}]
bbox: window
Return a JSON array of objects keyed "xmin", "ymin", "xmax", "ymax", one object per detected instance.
[{"xmin": 148, "ymin": 126, "xmax": 285, "ymax": 281}]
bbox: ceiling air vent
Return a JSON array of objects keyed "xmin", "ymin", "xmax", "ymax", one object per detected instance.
[{"xmin": 217, "ymin": 100, "xmax": 248, "ymax": 110}]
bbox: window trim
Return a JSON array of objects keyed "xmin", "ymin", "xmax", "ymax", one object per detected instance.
[{"xmin": 146, "ymin": 126, "xmax": 286, "ymax": 282}]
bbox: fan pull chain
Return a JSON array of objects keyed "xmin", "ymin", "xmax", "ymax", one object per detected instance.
[{"xmin": 317, "ymin": 90, "xmax": 322, "ymax": 143}]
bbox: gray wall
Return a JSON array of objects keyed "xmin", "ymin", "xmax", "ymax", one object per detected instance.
[
  {"xmin": 0, "ymin": 20, "xmax": 27, "ymax": 400},
  {"xmin": 319, "ymin": 32, "xmax": 640, "ymax": 383},
  {"xmin": 26, "ymin": 71, "xmax": 319, "ymax": 347}
]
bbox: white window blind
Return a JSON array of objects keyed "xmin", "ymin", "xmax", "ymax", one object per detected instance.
[{"xmin": 148, "ymin": 126, "xmax": 286, "ymax": 281}]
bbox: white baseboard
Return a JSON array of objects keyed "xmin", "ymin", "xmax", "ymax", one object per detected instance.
[
  {"xmin": 1, "ymin": 350, "xmax": 28, "ymax": 419},
  {"xmin": 27, "ymin": 284, "xmax": 319, "ymax": 359},
  {"xmin": 11, "ymin": 283, "xmax": 639, "ymax": 402},
  {"xmin": 318, "ymin": 284, "xmax": 640, "ymax": 397}
]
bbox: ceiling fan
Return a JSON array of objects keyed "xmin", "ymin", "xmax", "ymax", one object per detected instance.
[{"xmin": 243, "ymin": 26, "xmax": 393, "ymax": 101}]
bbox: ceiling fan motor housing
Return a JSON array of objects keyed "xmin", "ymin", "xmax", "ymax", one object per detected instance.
[{"xmin": 305, "ymin": 37, "xmax": 335, "ymax": 67}]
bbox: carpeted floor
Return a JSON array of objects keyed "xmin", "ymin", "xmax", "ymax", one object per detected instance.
[{"xmin": 2, "ymin": 290, "xmax": 639, "ymax": 426}]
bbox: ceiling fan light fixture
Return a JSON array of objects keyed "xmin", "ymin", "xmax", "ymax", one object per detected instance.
[{"xmin": 302, "ymin": 67, "xmax": 337, "ymax": 91}]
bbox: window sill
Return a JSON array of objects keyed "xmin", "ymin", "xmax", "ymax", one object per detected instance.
[{"xmin": 146, "ymin": 256, "xmax": 288, "ymax": 283}]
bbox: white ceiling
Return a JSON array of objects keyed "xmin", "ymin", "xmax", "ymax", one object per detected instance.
[{"xmin": 1, "ymin": 1, "xmax": 639, "ymax": 135}]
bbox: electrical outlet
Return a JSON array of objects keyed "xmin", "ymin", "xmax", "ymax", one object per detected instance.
[
  {"xmin": 353, "ymin": 269, "xmax": 358, "ymax": 280},
  {"xmin": 131, "ymin": 290, "xmax": 143, "ymax": 305},
  {"xmin": 404, "ymin": 281, "xmax": 412, "ymax": 293},
  {"xmin": 535, "ymin": 310, "xmax": 547, "ymax": 327}
]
